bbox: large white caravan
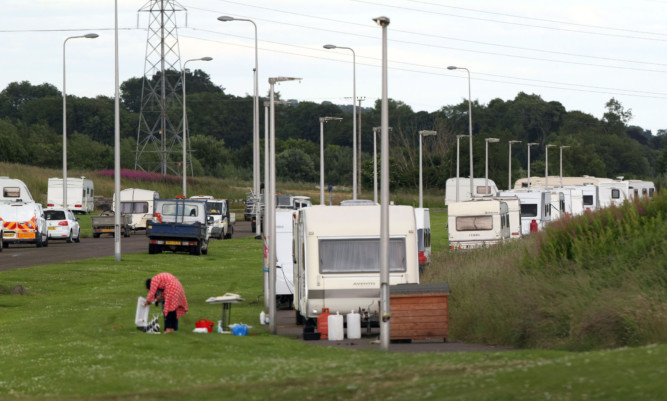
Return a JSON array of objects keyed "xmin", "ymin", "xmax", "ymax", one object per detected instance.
[
  {"xmin": 1, "ymin": 177, "xmax": 35, "ymax": 204},
  {"xmin": 0, "ymin": 177, "xmax": 47, "ymax": 247},
  {"xmin": 47, "ymin": 177, "xmax": 94, "ymax": 214},
  {"xmin": 445, "ymin": 177, "xmax": 499, "ymax": 205},
  {"xmin": 499, "ymin": 190, "xmax": 552, "ymax": 235},
  {"xmin": 113, "ymin": 188, "xmax": 159, "ymax": 231},
  {"xmin": 292, "ymin": 205, "xmax": 419, "ymax": 322},
  {"xmin": 493, "ymin": 196, "xmax": 522, "ymax": 239},
  {"xmin": 597, "ymin": 179, "xmax": 629, "ymax": 208},
  {"xmin": 275, "ymin": 209, "xmax": 297, "ymax": 303},
  {"xmin": 448, "ymin": 199, "xmax": 510, "ymax": 250}
]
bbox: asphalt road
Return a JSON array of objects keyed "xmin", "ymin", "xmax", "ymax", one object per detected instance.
[{"xmin": 0, "ymin": 220, "xmax": 255, "ymax": 271}]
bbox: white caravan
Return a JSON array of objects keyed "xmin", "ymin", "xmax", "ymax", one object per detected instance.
[
  {"xmin": 493, "ymin": 196, "xmax": 522, "ymax": 239},
  {"xmin": 597, "ymin": 179, "xmax": 630, "ymax": 208},
  {"xmin": 499, "ymin": 190, "xmax": 552, "ymax": 235},
  {"xmin": 0, "ymin": 177, "xmax": 35, "ymax": 204},
  {"xmin": 292, "ymin": 205, "xmax": 419, "ymax": 322},
  {"xmin": 275, "ymin": 209, "xmax": 297, "ymax": 303},
  {"xmin": 414, "ymin": 208, "xmax": 431, "ymax": 272},
  {"xmin": 627, "ymin": 180, "xmax": 655, "ymax": 199},
  {"xmin": 445, "ymin": 177, "xmax": 499, "ymax": 205},
  {"xmin": 447, "ymin": 199, "xmax": 510, "ymax": 250},
  {"xmin": 47, "ymin": 177, "xmax": 94, "ymax": 214},
  {"xmin": 113, "ymin": 188, "xmax": 159, "ymax": 231},
  {"xmin": 555, "ymin": 187, "xmax": 584, "ymax": 217}
]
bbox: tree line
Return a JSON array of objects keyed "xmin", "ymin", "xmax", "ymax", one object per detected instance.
[{"xmin": 1, "ymin": 71, "xmax": 665, "ymax": 190}]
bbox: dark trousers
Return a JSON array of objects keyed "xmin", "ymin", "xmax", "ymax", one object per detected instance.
[{"xmin": 165, "ymin": 311, "xmax": 178, "ymax": 331}]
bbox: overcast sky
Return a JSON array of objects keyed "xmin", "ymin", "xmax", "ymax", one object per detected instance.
[{"xmin": 3, "ymin": 0, "xmax": 667, "ymax": 134}]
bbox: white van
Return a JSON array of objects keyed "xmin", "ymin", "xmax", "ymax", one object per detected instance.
[
  {"xmin": 47, "ymin": 177, "xmax": 94, "ymax": 214},
  {"xmin": 0, "ymin": 177, "xmax": 48, "ymax": 248},
  {"xmin": 414, "ymin": 208, "xmax": 431, "ymax": 272},
  {"xmin": 448, "ymin": 199, "xmax": 510, "ymax": 250},
  {"xmin": 292, "ymin": 205, "xmax": 419, "ymax": 322},
  {"xmin": 190, "ymin": 195, "xmax": 234, "ymax": 239},
  {"xmin": 445, "ymin": 177, "xmax": 499, "ymax": 205},
  {"xmin": 499, "ymin": 190, "xmax": 552, "ymax": 235},
  {"xmin": 113, "ymin": 188, "xmax": 159, "ymax": 231}
]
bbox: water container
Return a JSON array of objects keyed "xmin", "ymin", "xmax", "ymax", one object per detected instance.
[
  {"xmin": 328, "ymin": 312, "xmax": 344, "ymax": 341},
  {"xmin": 346, "ymin": 310, "xmax": 361, "ymax": 340},
  {"xmin": 259, "ymin": 311, "xmax": 266, "ymax": 325},
  {"xmin": 317, "ymin": 308, "xmax": 330, "ymax": 339}
]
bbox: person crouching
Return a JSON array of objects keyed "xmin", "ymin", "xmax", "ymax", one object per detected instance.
[{"xmin": 144, "ymin": 273, "xmax": 189, "ymax": 333}]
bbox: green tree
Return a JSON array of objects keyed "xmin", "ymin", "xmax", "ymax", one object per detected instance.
[{"xmin": 0, "ymin": 118, "xmax": 28, "ymax": 163}]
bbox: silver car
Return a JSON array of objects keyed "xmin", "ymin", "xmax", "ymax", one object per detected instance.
[{"xmin": 45, "ymin": 208, "xmax": 81, "ymax": 243}]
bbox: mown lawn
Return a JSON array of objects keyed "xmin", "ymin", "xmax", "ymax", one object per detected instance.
[{"xmin": 1, "ymin": 234, "xmax": 665, "ymax": 400}]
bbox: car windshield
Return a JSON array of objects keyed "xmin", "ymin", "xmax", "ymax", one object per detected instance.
[{"xmin": 45, "ymin": 210, "xmax": 66, "ymax": 220}]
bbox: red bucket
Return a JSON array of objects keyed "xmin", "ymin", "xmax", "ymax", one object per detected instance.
[{"xmin": 195, "ymin": 319, "xmax": 214, "ymax": 333}]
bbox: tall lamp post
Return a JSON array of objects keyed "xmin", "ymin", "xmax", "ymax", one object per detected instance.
[
  {"xmin": 373, "ymin": 126, "xmax": 380, "ymax": 204},
  {"xmin": 508, "ymin": 140, "xmax": 521, "ymax": 191},
  {"xmin": 447, "ymin": 66, "xmax": 474, "ymax": 198},
  {"xmin": 218, "ymin": 16, "xmax": 260, "ymax": 237},
  {"xmin": 545, "ymin": 144, "xmax": 556, "ymax": 188},
  {"xmin": 182, "ymin": 57, "xmax": 212, "ymax": 197},
  {"xmin": 323, "ymin": 44, "xmax": 357, "ymax": 199},
  {"xmin": 455, "ymin": 134, "xmax": 467, "ymax": 202},
  {"xmin": 527, "ymin": 142, "xmax": 538, "ymax": 188},
  {"xmin": 418, "ymin": 130, "xmax": 437, "ymax": 208},
  {"xmin": 63, "ymin": 33, "xmax": 98, "ymax": 211},
  {"xmin": 319, "ymin": 117, "xmax": 343, "ymax": 205},
  {"xmin": 485, "ymin": 138, "xmax": 500, "ymax": 196},
  {"xmin": 268, "ymin": 77, "xmax": 301, "ymax": 334},
  {"xmin": 559, "ymin": 145, "xmax": 570, "ymax": 187},
  {"xmin": 373, "ymin": 15, "xmax": 391, "ymax": 351}
]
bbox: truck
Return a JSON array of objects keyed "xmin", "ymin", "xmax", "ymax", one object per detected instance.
[
  {"xmin": 146, "ymin": 198, "xmax": 212, "ymax": 256},
  {"xmin": 447, "ymin": 199, "xmax": 510, "ymax": 250},
  {"xmin": 1, "ymin": 177, "xmax": 48, "ymax": 248},
  {"xmin": 189, "ymin": 196, "xmax": 235, "ymax": 239},
  {"xmin": 46, "ymin": 177, "xmax": 94, "ymax": 214},
  {"xmin": 292, "ymin": 204, "xmax": 420, "ymax": 326},
  {"xmin": 91, "ymin": 212, "xmax": 132, "ymax": 238},
  {"xmin": 113, "ymin": 188, "xmax": 159, "ymax": 231}
]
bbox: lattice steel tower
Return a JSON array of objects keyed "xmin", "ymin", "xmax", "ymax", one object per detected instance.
[{"xmin": 135, "ymin": 0, "xmax": 189, "ymax": 175}]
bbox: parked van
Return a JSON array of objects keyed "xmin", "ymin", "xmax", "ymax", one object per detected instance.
[
  {"xmin": 448, "ymin": 199, "xmax": 510, "ymax": 250},
  {"xmin": 0, "ymin": 177, "xmax": 48, "ymax": 248},
  {"xmin": 445, "ymin": 177, "xmax": 499, "ymax": 205},
  {"xmin": 499, "ymin": 190, "xmax": 552, "ymax": 235},
  {"xmin": 292, "ymin": 205, "xmax": 419, "ymax": 323},
  {"xmin": 47, "ymin": 177, "xmax": 94, "ymax": 214},
  {"xmin": 113, "ymin": 188, "xmax": 159, "ymax": 231},
  {"xmin": 190, "ymin": 195, "xmax": 234, "ymax": 239}
]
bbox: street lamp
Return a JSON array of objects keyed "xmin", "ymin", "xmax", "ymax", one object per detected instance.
[
  {"xmin": 545, "ymin": 144, "xmax": 556, "ymax": 188},
  {"xmin": 508, "ymin": 140, "xmax": 521, "ymax": 191},
  {"xmin": 418, "ymin": 130, "xmax": 437, "ymax": 208},
  {"xmin": 485, "ymin": 138, "xmax": 500, "ymax": 196},
  {"xmin": 324, "ymin": 44, "xmax": 357, "ymax": 200},
  {"xmin": 268, "ymin": 77, "xmax": 301, "ymax": 334},
  {"xmin": 319, "ymin": 117, "xmax": 343, "ymax": 205},
  {"xmin": 373, "ymin": 14, "xmax": 391, "ymax": 351},
  {"xmin": 455, "ymin": 134, "xmax": 467, "ymax": 202},
  {"xmin": 218, "ymin": 16, "xmax": 260, "ymax": 237},
  {"xmin": 447, "ymin": 66, "xmax": 474, "ymax": 198},
  {"xmin": 559, "ymin": 145, "xmax": 570, "ymax": 187},
  {"xmin": 63, "ymin": 33, "xmax": 98, "ymax": 211},
  {"xmin": 182, "ymin": 57, "xmax": 212, "ymax": 197},
  {"xmin": 527, "ymin": 142, "xmax": 538, "ymax": 188}
]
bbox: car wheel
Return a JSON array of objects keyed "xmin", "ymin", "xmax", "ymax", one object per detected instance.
[
  {"xmin": 74, "ymin": 230, "xmax": 81, "ymax": 243},
  {"xmin": 66, "ymin": 230, "xmax": 73, "ymax": 243},
  {"xmin": 43, "ymin": 234, "xmax": 48, "ymax": 247}
]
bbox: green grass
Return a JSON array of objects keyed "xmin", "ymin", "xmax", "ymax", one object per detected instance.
[{"xmin": 2, "ymin": 235, "xmax": 666, "ymax": 399}]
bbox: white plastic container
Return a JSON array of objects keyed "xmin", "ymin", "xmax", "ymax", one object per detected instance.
[
  {"xmin": 328, "ymin": 312, "xmax": 344, "ymax": 341},
  {"xmin": 259, "ymin": 311, "xmax": 266, "ymax": 325},
  {"xmin": 346, "ymin": 310, "xmax": 361, "ymax": 339}
]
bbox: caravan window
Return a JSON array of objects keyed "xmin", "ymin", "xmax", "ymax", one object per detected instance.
[
  {"xmin": 456, "ymin": 216, "xmax": 493, "ymax": 231},
  {"xmin": 3, "ymin": 187, "xmax": 20, "ymax": 198},
  {"xmin": 611, "ymin": 189, "xmax": 620, "ymax": 199},
  {"xmin": 521, "ymin": 204, "xmax": 538, "ymax": 217},
  {"xmin": 319, "ymin": 238, "xmax": 407, "ymax": 274},
  {"xmin": 121, "ymin": 201, "xmax": 149, "ymax": 214},
  {"xmin": 476, "ymin": 186, "xmax": 492, "ymax": 195},
  {"xmin": 417, "ymin": 229, "xmax": 424, "ymax": 252},
  {"xmin": 583, "ymin": 195, "xmax": 594, "ymax": 206}
]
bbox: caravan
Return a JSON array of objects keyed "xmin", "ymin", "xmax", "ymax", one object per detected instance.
[
  {"xmin": 292, "ymin": 205, "xmax": 419, "ymax": 323},
  {"xmin": 414, "ymin": 208, "xmax": 431, "ymax": 272},
  {"xmin": 627, "ymin": 180, "xmax": 655, "ymax": 199},
  {"xmin": 0, "ymin": 177, "xmax": 48, "ymax": 248},
  {"xmin": 47, "ymin": 177, "xmax": 94, "ymax": 214},
  {"xmin": 499, "ymin": 190, "xmax": 552, "ymax": 235},
  {"xmin": 447, "ymin": 199, "xmax": 510, "ymax": 250},
  {"xmin": 445, "ymin": 177, "xmax": 499, "ymax": 205},
  {"xmin": 114, "ymin": 188, "xmax": 159, "ymax": 231}
]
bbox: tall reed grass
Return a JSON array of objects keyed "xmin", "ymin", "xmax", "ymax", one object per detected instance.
[{"xmin": 424, "ymin": 192, "xmax": 667, "ymax": 350}]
